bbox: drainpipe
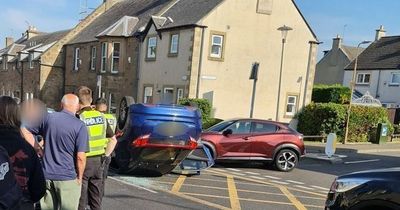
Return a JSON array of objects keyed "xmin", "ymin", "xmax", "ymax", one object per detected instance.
[
  {"xmin": 376, "ymin": 70, "xmax": 381, "ymax": 98},
  {"xmin": 195, "ymin": 27, "xmax": 206, "ymax": 99},
  {"xmin": 136, "ymin": 39, "xmax": 141, "ymax": 101}
]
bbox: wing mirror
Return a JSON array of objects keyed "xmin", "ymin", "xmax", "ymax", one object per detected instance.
[{"xmin": 222, "ymin": 129, "xmax": 233, "ymax": 136}]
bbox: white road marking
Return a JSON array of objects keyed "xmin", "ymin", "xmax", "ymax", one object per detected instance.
[
  {"xmin": 211, "ymin": 168, "xmax": 227, "ymax": 172},
  {"xmin": 270, "ymin": 180, "xmax": 290, "ymax": 185},
  {"xmin": 311, "ymin": 185, "xmax": 330, "ymax": 191},
  {"xmin": 286, "ymin": 180, "xmax": 305, "ymax": 185},
  {"xmin": 230, "ymin": 172, "xmax": 247, "ymax": 176},
  {"xmin": 249, "ymin": 176, "xmax": 266, "ymax": 180},
  {"xmin": 245, "ymin": 172, "xmax": 260, "ymax": 175},
  {"xmin": 226, "ymin": 168, "xmax": 242, "ymax": 172},
  {"xmin": 264, "ymin": 175, "xmax": 281, "ymax": 180},
  {"xmin": 344, "ymin": 159, "xmax": 380, "ymax": 164},
  {"xmin": 294, "ymin": 185, "xmax": 314, "ymax": 190},
  {"xmin": 109, "ymin": 177, "xmax": 158, "ymax": 194}
]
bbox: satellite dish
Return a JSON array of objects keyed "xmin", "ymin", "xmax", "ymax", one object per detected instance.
[{"xmin": 325, "ymin": 133, "xmax": 337, "ymax": 158}]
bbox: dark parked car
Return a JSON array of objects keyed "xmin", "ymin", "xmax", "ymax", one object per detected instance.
[
  {"xmin": 114, "ymin": 97, "xmax": 213, "ymax": 175},
  {"xmin": 326, "ymin": 168, "xmax": 400, "ymax": 210},
  {"xmin": 201, "ymin": 119, "xmax": 305, "ymax": 172}
]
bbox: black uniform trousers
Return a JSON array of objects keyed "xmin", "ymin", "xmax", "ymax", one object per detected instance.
[{"xmin": 78, "ymin": 156, "xmax": 104, "ymax": 210}]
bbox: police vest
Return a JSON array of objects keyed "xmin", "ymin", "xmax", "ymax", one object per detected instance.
[
  {"xmin": 80, "ymin": 110, "xmax": 107, "ymax": 157},
  {"xmin": 104, "ymin": 114, "xmax": 117, "ymax": 133}
]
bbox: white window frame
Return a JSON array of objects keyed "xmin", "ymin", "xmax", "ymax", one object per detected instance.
[
  {"xmin": 146, "ymin": 36, "xmax": 157, "ymax": 59},
  {"xmin": 90, "ymin": 46, "xmax": 96, "ymax": 71},
  {"xmin": 169, "ymin": 34, "xmax": 179, "ymax": 55},
  {"xmin": 111, "ymin": 42, "xmax": 120, "ymax": 73},
  {"xmin": 356, "ymin": 73, "xmax": 370, "ymax": 85},
  {"xmin": 73, "ymin": 47, "xmax": 80, "ymax": 71},
  {"xmin": 143, "ymin": 86, "xmax": 153, "ymax": 104},
  {"xmin": 176, "ymin": 88, "xmax": 184, "ymax": 103},
  {"xmin": 100, "ymin": 42, "xmax": 107, "ymax": 73},
  {"xmin": 390, "ymin": 73, "xmax": 400, "ymax": 85},
  {"xmin": 3, "ymin": 56, "xmax": 7, "ymax": 70},
  {"xmin": 29, "ymin": 53, "xmax": 34, "ymax": 69},
  {"xmin": 285, "ymin": 95, "xmax": 298, "ymax": 116},
  {"xmin": 210, "ymin": 34, "xmax": 224, "ymax": 58}
]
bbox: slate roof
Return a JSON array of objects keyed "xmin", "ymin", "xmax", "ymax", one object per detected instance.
[
  {"xmin": 21, "ymin": 29, "xmax": 70, "ymax": 51},
  {"xmin": 68, "ymin": 0, "xmax": 171, "ymax": 44},
  {"xmin": 155, "ymin": 0, "xmax": 224, "ymax": 30},
  {"xmin": 341, "ymin": 45, "xmax": 364, "ymax": 61},
  {"xmin": 345, "ymin": 36, "xmax": 400, "ymax": 70}
]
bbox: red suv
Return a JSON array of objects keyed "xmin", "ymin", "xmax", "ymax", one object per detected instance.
[{"xmin": 201, "ymin": 119, "xmax": 305, "ymax": 172}]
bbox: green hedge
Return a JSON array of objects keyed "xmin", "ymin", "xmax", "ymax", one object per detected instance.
[
  {"xmin": 297, "ymin": 103, "xmax": 392, "ymax": 142},
  {"xmin": 203, "ymin": 118, "xmax": 224, "ymax": 129},
  {"xmin": 312, "ymin": 84, "xmax": 351, "ymax": 104},
  {"xmin": 178, "ymin": 98, "xmax": 212, "ymax": 122}
]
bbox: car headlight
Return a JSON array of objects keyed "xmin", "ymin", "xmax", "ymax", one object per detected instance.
[{"xmin": 330, "ymin": 178, "xmax": 368, "ymax": 193}]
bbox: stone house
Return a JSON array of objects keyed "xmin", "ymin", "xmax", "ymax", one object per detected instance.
[
  {"xmin": 64, "ymin": 0, "xmax": 171, "ymax": 112},
  {"xmin": 137, "ymin": 0, "xmax": 319, "ymax": 122},
  {"xmin": 314, "ymin": 35, "xmax": 365, "ymax": 85}
]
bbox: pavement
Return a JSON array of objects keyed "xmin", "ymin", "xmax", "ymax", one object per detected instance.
[{"xmin": 304, "ymin": 141, "xmax": 400, "ymax": 164}]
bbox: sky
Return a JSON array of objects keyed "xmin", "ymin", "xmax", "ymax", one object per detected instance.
[{"xmin": 1, "ymin": 0, "xmax": 400, "ymax": 59}]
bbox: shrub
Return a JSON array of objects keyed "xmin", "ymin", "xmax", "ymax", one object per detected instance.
[
  {"xmin": 297, "ymin": 103, "xmax": 392, "ymax": 143},
  {"xmin": 297, "ymin": 102, "xmax": 346, "ymax": 137},
  {"xmin": 312, "ymin": 84, "xmax": 351, "ymax": 104},
  {"xmin": 178, "ymin": 98, "xmax": 212, "ymax": 122}
]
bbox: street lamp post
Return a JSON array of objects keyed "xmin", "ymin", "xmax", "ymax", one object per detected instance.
[
  {"xmin": 276, "ymin": 25, "xmax": 293, "ymax": 122},
  {"xmin": 343, "ymin": 40, "xmax": 371, "ymax": 144}
]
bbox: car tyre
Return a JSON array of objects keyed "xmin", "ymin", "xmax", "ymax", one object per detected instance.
[
  {"xmin": 274, "ymin": 149, "xmax": 298, "ymax": 172},
  {"xmin": 117, "ymin": 96, "xmax": 135, "ymax": 133}
]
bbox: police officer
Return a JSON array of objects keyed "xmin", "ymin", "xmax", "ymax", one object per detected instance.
[
  {"xmin": 76, "ymin": 86, "xmax": 117, "ymax": 210},
  {"xmin": 94, "ymin": 98, "xmax": 116, "ymax": 195}
]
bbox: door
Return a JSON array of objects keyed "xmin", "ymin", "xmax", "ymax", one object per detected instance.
[
  {"xmin": 249, "ymin": 122, "xmax": 279, "ymax": 159},
  {"xmin": 163, "ymin": 88, "xmax": 174, "ymax": 104},
  {"xmin": 219, "ymin": 120, "xmax": 252, "ymax": 159}
]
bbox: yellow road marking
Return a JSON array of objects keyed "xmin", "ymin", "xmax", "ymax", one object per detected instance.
[
  {"xmin": 157, "ymin": 188, "xmax": 231, "ymax": 210},
  {"xmin": 183, "ymin": 193, "xmax": 292, "ymax": 206},
  {"xmin": 280, "ymin": 186, "xmax": 307, "ymax": 210},
  {"xmin": 227, "ymin": 176, "xmax": 241, "ymax": 210},
  {"xmin": 171, "ymin": 175, "xmax": 186, "ymax": 193},
  {"xmin": 183, "ymin": 177, "xmax": 277, "ymax": 189},
  {"xmin": 207, "ymin": 170, "xmax": 326, "ymax": 197},
  {"xmin": 156, "ymin": 181, "xmax": 325, "ymax": 201}
]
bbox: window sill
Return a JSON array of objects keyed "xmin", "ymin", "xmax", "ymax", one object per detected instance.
[
  {"xmin": 208, "ymin": 56, "xmax": 224, "ymax": 62},
  {"xmin": 355, "ymin": 83, "xmax": 370, "ymax": 86},
  {"xmin": 110, "ymin": 71, "xmax": 119, "ymax": 74},
  {"xmin": 145, "ymin": 57, "xmax": 156, "ymax": 62},
  {"xmin": 388, "ymin": 83, "xmax": 400, "ymax": 87},
  {"xmin": 283, "ymin": 114, "xmax": 295, "ymax": 119}
]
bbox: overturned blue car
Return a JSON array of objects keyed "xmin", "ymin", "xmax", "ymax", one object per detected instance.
[{"xmin": 113, "ymin": 97, "xmax": 213, "ymax": 176}]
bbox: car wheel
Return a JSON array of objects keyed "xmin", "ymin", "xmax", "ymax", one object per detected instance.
[
  {"xmin": 117, "ymin": 96, "xmax": 135, "ymax": 132},
  {"xmin": 274, "ymin": 149, "xmax": 298, "ymax": 172}
]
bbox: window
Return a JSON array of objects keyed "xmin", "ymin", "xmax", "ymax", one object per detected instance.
[
  {"xmin": 356, "ymin": 73, "xmax": 370, "ymax": 85},
  {"xmin": 210, "ymin": 34, "xmax": 224, "ymax": 59},
  {"xmin": 108, "ymin": 93, "xmax": 117, "ymax": 114},
  {"xmin": 390, "ymin": 73, "xmax": 400, "ymax": 85},
  {"xmin": 111, "ymin": 42, "xmax": 120, "ymax": 73},
  {"xmin": 73, "ymin": 48, "xmax": 80, "ymax": 71},
  {"xmin": 285, "ymin": 95, "xmax": 298, "ymax": 116},
  {"xmin": 29, "ymin": 53, "xmax": 34, "ymax": 69},
  {"xmin": 90, "ymin": 46, "xmax": 96, "ymax": 71},
  {"xmin": 176, "ymin": 88, "xmax": 184, "ymax": 103},
  {"xmin": 101, "ymin": 42, "xmax": 107, "ymax": 73},
  {"xmin": 225, "ymin": 121, "xmax": 251, "ymax": 134},
  {"xmin": 146, "ymin": 36, "xmax": 157, "ymax": 59},
  {"xmin": 252, "ymin": 122, "xmax": 278, "ymax": 133},
  {"xmin": 169, "ymin": 34, "xmax": 179, "ymax": 55},
  {"xmin": 143, "ymin": 86, "xmax": 153, "ymax": 104},
  {"xmin": 3, "ymin": 56, "xmax": 7, "ymax": 70}
]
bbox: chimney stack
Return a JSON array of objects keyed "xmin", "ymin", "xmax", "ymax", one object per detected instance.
[
  {"xmin": 5, "ymin": 37, "xmax": 14, "ymax": 47},
  {"xmin": 332, "ymin": 34, "xmax": 342, "ymax": 50},
  {"xmin": 375, "ymin": 25, "xmax": 386, "ymax": 41},
  {"xmin": 26, "ymin": 26, "xmax": 39, "ymax": 39}
]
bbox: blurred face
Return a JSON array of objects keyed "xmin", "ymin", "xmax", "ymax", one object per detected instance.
[{"xmin": 96, "ymin": 104, "xmax": 107, "ymax": 113}]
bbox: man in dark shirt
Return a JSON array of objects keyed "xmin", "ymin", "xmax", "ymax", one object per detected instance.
[{"xmin": 28, "ymin": 94, "xmax": 88, "ymax": 210}]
